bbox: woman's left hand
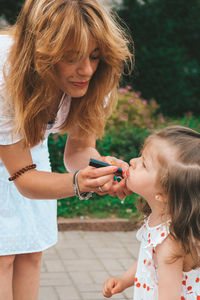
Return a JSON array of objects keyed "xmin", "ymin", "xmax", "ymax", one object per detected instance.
[{"xmin": 97, "ymin": 156, "xmax": 132, "ymax": 200}]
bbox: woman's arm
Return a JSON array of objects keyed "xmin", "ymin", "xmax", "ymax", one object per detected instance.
[
  {"xmin": 64, "ymin": 126, "xmax": 132, "ymax": 199},
  {"xmin": 0, "ymin": 139, "xmax": 118, "ymax": 199},
  {"xmin": 64, "ymin": 126, "xmax": 101, "ymax": 172},
  {"xmin": 156, "ymin": 235, "xmax": 184, "ymax": 300}
]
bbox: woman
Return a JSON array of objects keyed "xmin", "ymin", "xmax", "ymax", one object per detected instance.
[{"xmin": 0, "ymin": 0, "xmax": 133, "ymax": 299}]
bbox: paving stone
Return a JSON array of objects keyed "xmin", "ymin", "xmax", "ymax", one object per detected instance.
[
  {"xmin": 99, "ymin": 258, "xmax": 125, "ymax": 271},
  {"xmin": 69, "ymin": 271, "xmax": 93, "ymax": 285},
  {"xmin": 40, "ymin": 272, "xmax": 71, "ymax": 286},
  {"xmin": 56, "ymin": 286, "xmax": 81, "ymax": 300},
  {"xmin": 78, "ymin": 283, "xmax": 103, "ymax": 292},
  {"xmin": 118, "ymin": 258, "xmax": 137, "ymax": 270},
  {"xmin": 56, "ymin": 248, "xmax": 78, "ymax": 259},
  {"xmin": 38, "ymin": 286, "xmax": 59, "ymax": 300},
  {"xmin": 93, "ymin": 247, "xmax": 132, "ymax": 259},
  {"xmin": 89, "ymin": 270, "xmax": 111, "ymax": 284},
  {"xmin": 63, "ymin": 259, "xmax": 104, "ymax": 272},
  {"xmin": 44, "ymin": 259, "xmax": 66, "ymax": 272},
  {"xmin": 39, "ymin": 230, "xmax": 139, "ymax": 300}
]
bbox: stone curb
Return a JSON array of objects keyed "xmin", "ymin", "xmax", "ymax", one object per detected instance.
[{"xmin": 57, "ymin": 218, "xmax": 140, "ymax": 232}]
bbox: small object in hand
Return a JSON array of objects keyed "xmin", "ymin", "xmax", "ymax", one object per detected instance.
[
  {"xmin": 98, "ymin": 186, "xmax": 104, "ymax": 193},
  {"xmin": 89, "ymin": 158, "xmax": 123, "ymax": 178},
  {"xmin": 114, "ymin": 175, "xmax": 122, "ymax": 182}
]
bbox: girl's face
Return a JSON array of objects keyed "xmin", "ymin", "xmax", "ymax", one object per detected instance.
[
  {"xmin": 126, "ymin": 145, "xmax": 159, "ymax": 201},
  {"xmin": 55, "ymin": 37, "xmax": 100, "ymax": 98},
  {"xmin": 126, "ymin": 139, "xmax": 173, "ymax": 201}
]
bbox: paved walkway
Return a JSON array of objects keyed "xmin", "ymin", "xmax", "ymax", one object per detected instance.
[{"xmin": 39, "ymin": 230, "xmax": 140, "ymax": 300}]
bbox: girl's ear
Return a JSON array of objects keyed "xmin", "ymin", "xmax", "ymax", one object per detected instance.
[{"xmin": 155, "ymin": 193, "xmax": 167, "ymax": 203}]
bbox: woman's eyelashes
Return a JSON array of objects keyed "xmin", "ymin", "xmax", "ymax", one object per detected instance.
[
  {"xmin": 90, "ymin": 55, "xmax": 100, "ymax": 61},
  {"xmin": 61, "ymin": 49, "xmax": 100, "ymax": 64}
]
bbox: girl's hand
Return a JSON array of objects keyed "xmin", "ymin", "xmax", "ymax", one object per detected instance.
[{"xmin": 103, "ymin": 277, "xmax": 126, "ymax": 298}]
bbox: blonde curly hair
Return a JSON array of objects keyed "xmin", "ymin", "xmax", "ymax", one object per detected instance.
[{"xmin": 3, "ymin": 0, "xmax": 134, "ymax": 147}]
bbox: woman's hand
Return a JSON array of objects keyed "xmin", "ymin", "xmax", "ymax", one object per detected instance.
[
  {"xmin": 100, "ymin": 156, "xmax": 132, "ymax": 200},
  {"xmin": 103, "ymin": 277, "xmax": 126, "ymax": 298},
  {"xmin": 77, "ymin": 165, "xmax": 119, "ymax": 195}
]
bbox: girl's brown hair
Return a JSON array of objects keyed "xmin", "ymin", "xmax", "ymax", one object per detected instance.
[
  {"xmin": 145, "ymin": 126, "xmax": 200, "ymax": 266},
  {"xmin": 3, "ymin": 0, "xmax": 133, "ymax": 147}
]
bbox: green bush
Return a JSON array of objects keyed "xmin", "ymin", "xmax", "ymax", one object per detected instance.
[
  {"xmin": 96, "ymin": 86, "xmax": 166, "ymax": 162},
  {"xmin": 57, "ymin": 193, "xmax": 139, "ymax": 220},
  {"xmin": 48, "ymin": 88, "xmax": 168, "ymax": 219},
  {"xmin": 48, "ymin": 89, "xmax": 200, "ymax": 218},
  {"xmin": 0, "ymin": 0, "xmax": 24, "ymax": 24},
  {"xmin": 117, "ymin": 0, "xmax": 200, "ymax": 116}
]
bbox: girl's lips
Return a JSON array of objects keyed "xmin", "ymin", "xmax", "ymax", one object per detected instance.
[{"xmin": 71, "ymin": 81, "xmax": 89, "ymax": 88}]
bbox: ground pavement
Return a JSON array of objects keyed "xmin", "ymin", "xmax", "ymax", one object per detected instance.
[{"xmin": 39, "ymin": 230, "xmax": 140, "ymax": 300}]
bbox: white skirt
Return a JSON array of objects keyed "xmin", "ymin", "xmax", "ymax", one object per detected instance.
[{"xmin": 0, "ymin": 138, "xmax": 58, "ymax": 255}]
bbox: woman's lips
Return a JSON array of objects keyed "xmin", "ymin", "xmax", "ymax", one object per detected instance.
[{"xmin": 71, "ymin": 81, "xmax": 89, "ymax": 88}]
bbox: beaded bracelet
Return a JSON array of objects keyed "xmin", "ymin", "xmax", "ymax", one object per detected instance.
[{"xmin": 8, "ymin": 164, "xmax": 37, "ymax": 181}]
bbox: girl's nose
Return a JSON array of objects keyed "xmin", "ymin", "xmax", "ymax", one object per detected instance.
[{"xmin": 129, "ymin": 158, "xmax": 136, "ymax": 169}]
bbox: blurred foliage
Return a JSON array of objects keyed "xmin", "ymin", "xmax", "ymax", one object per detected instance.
[
  {"xmin": 48, "ymin": 88, "xmax": 200, "ymax": 219},
  {"xmin": 96, "ymin": 86, "xmax": 166, "ymax": 162},
  {"xmin": 0, "ymin": 0, "xmax": 24, "ymax": 24},
  {"xmin": 2, "ymin": 0, "xmax": 200, "ymax": 218},
  {"xmin": 57, "ymin": 193, "xmax": 139, "ymax": 220},
  {"xmin": 1, "ymin": 0, "xmax": 200, "ymax": 116},
  {"xmin": 117, "ymin": 0, "xmax": 200, "ymax": 116}
]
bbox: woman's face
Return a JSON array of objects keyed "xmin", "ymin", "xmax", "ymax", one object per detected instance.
[{"xmin": 55, "ymin": 37, "xmax": 100, "ymax": 98}]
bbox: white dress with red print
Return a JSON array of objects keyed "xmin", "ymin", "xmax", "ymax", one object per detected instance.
[{"xmin": 133, "ymin": 217, "xmax": 200, "ymax": 300}]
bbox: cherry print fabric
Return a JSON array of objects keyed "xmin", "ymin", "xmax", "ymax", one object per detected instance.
[{"xmin": 133, "ymin": 217, "xmax": 200, "ymax": 299}]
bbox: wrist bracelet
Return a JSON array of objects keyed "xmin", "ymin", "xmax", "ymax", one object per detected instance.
[
  {"xmin": 8, "ymin": 164, "xmax": 37, "ymax": 181},
  {"xmin": 73, "ymin": 170, "xmax": 93, "ymax": 200}
]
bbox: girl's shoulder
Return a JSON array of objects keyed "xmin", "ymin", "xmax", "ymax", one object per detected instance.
[{"xmin": 136, "ymin": 217, "xmax": 171, "ymax": 248}]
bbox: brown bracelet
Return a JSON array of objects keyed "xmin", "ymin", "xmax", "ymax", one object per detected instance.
[{"xmin": 8, "ymin": 164, "xmax": 37, "ymax": 181}]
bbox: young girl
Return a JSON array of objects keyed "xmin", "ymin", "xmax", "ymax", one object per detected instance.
[
  {"xmin": 103, "ymin": 126, "xmax": 200, "ymax": 299},
  {"xmin": 0, "ymin": 0, "xmax": 133, "ymax": 299}
]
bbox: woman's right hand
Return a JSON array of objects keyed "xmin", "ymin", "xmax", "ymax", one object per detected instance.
[
  {"xmin": 103, "ymin": 277, "xmax": 126, "ymax": 298},
  {"xmin": 77, "ymin": 165, "xmax": 118, "ymax": 194}
]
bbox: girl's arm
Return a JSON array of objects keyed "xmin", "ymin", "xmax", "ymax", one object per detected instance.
[
  {"xmin": 156, "ymin": 235, "xmax": 184, "ymax": 300},
  {"xmin": 0, "ymin": 139, "xmax": 118, "ymax": 199},
  {"xmin": 103, "ymin": 260, "xmax": 137, "ymax": 298}
]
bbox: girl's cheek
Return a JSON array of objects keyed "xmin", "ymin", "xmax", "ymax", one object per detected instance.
[{"xmin": 126, "ymin": 177, "xmax": 134, "ymax": 191}]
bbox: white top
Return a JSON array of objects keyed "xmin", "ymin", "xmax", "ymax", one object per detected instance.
[
  {"xmin": 133, "ymin": 217, "xmax": 200, "ymax": 299},
  {"xmin": 0, "ymin": 34, "xmax": 71, "ymax": 255}
]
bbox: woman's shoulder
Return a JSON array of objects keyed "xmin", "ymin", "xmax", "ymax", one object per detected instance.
[
  {"xmin": 0, "ymin": 34, "xmax": 13, "ymax": 84},
  {"xmin": 0, "ymin": 34, "xmax": 13, "ymax": 53},
  {"xmin": 0, "ymin": 34, "xmax": 13, "ymax": 65}
]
